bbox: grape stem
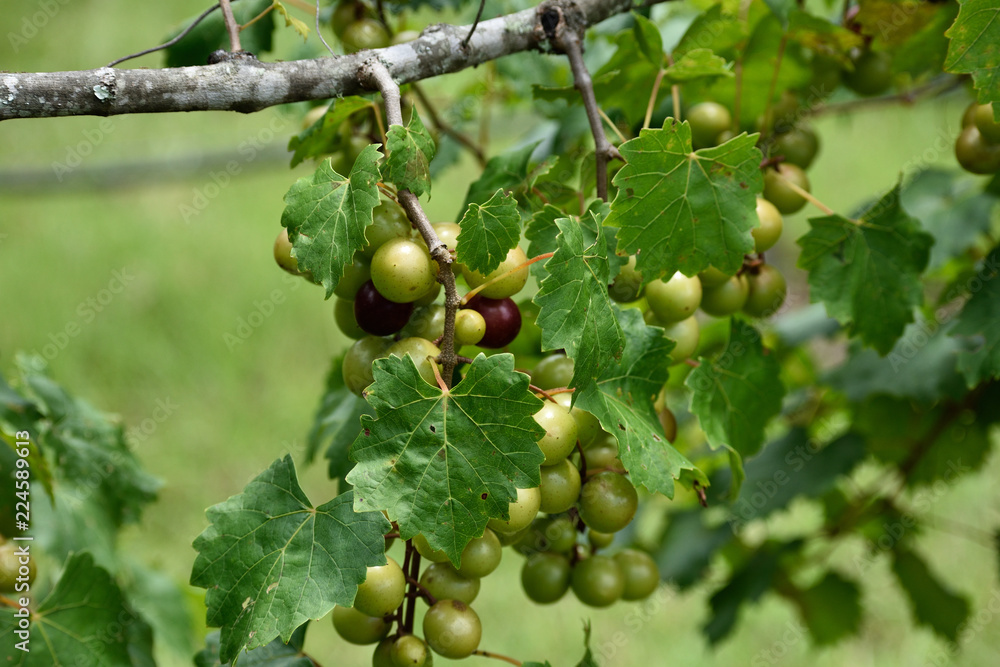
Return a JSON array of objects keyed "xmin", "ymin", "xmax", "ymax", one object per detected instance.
[
  {"xmin": 403, "ymin": 574, "xmax": 438, "ymax": 605},
  {"xmin": 462, "ymin": 253, "xmax": 554, "ymax": 304},
  {"xmin": 554, "ymin": 25, "xmax": 622, "ymax": 202},
  {"xmin": 218, "ymin": 0, "xmax": 243, "ymax": 52},
  {"xmin": 529, "ymin": 384, "xmax": 561, "ymax": 404},
  {"xmin": 362, "ymin": 61, "xmax": 462, "ymax": 387},
  {"xmin": 771, "ymin": 170, "xmax": 834, "ymax": 215},
  {"xmin": 473, "ymin": 649, "xmax": 523, "ymax": 665}
]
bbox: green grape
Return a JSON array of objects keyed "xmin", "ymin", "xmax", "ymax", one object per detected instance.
[
  {"xmin": 332, "ymin": 605, "xmax": 390, "ymax": 645},
  {"xmin": 700, "ymin": 274, "xmax": 749, "ymax": 317},
  {"xmin": 402, "ymin": 305, "xmax": 446, "ymax": 342},
  {"xmin": 661, "ymin": 315, "xmax": 700, "ymax": 364},
  {"xmin": 659, "ymin": 405, "xmax": 678, "ymax": 443},
  {"xmin": 390, "ymin": 634, "xmax": 432, "ymax": 666},
  {"xmin": 521, "ymin": 552, "xmax": 572, "ymax": 604},
  {"xmin": 423, "ymin": 600, "xmax": 482, "ymax": 659},
  {"xmin": 430, "ymin": 222, "xmax": 463, "ymax": 272},
  {"xmin": 772, "ymin": 125, "xmax": 819, "ymax": 169},
  {"xmin": 372, "ymin": 238, "xmax": 437, "ymax": 304},
  {"xmin": 454, "ymin": 309, "xmax": 486, "ymax": 347},
  {"xmin": 614, "ymin": 549, "xmax": 661, "ymax": 601},
  {"xmin": 386, "ymin": 337, "xmax": 441, "ymax": 387},
  {"xmin": 578, "ymin": 472, "xmax": 638, "ymax": 534},
  {"xmin": 588, "ymin": 530, "xmax": 615, "ymax": 550},
  {"xmin": 533, "ymin": 401, "xmax": 578, "ymax": 465},
  {"xmin": 762, "ymin": 164, "xmax": 811, "ymax": 215},
  {"xmin": 414, "ymin": 282, "xmax": 441, "ymax": 307},
  {"xmin": 843, "ymin": 49, "xmax": 892, "ymax": 97},
  {"xmin": 335, "ymin": 297, "xmax": 367, "ymax": 340},
  {"xmin": 582, "ymin": 434, "xmax": 621, "ymax": 471},
  {"xmin": 488, "ymin": 486, "xmax": 541, "ymax": 534},
  {"xmin": 496, "ymin": 526, "xmax": 529, "ymax": 547},
  {"xmin": 391, "ymin": 30, "xmax": 421, "ymax": 45},
  {"xmin": 687, "ymin": 102, "xmax": 732, "ymax": 149},
  {"xmin": 571, "ymin": 555, "xmax": 625, "ymax": 607},
  {"xmin": 646, "ymin": 272, "xmax": 702, "ymax": 324},
  {"xmin": 715, "ymin": 129, "xmax": 736, "ymax": 144},
  {"xmin": 360, "ymin": 204, "xmax": 411, "ymax": 259},
  {"xmin": 955, "ymin": 125, "xmax": 1000, "ymax": 175},
  {"xmin": 354, "ymin": 557, "xmax": 406, "ymax": 618},
  {"xmin": 0, "ymin": 542, "xmax": 34, "ymax": 593},
  {"xmin": 543, "ymin": 516, "xmax": 579, "ymax": 553},
  {"xmin": 974, "ymin": 103, "xmax": 1000, "ymax": 144},
  {"xmin": 413, "ymin": 533, "xmax": 449, "ymax": 563},
  {"xmin": 552, "ymin": 393, "xmax": 601, "ymax": 446},
  {"xmin": 609, "ymin": 255, "xmax": 644, "ymax": 303},
  {"xmin": 373, "ymin": 637, "xmax": 395, "ymax": 667},
  {"xmin": 462, "ymin": 246, "xmax": 529, "ymax": 299},
  {"xmin": 531, "ymin": 353, "xmax": 574, "ymax": 390},
  {"xmin": 697, "ymin": 265, "xmax": 733, "ymax": 289},
  {"xmin": 273, "ymin": 228, "xmax": 300, "ymax": 275},
  {"xmin": 539, "ymin": 458, "xmax": 582, "ymax": 514},
  {"xmin": 334, "ymin": 255, "xmax": 372, "ymax": 299},
  {"xmin": 743, "ymin": 264, "xmax": 787, "ymax": 318},
  {"xmin": 331, "ymin": 0, "xmax": 369, "ymax": 38},
  {"xmin": 962, "ymin": 102, "xmax": 979, "ymax": 128},
  {"xmin": 753, "ymin": 198, "xmax": 784, "ymax": 253},
  {"xmin": 457, "ymin": 529, "xmax": 502, "ymax": 579},
  {"xmin": 419, "ymin": 562, "xmax": 480, "ymax": 604},
  {"xmin": 343, "ymin": 335, "xmax": 391, "ymax": 396},
  {"xmin": 341, "ymin": 18, "xmax": 390, "ymax": 53}
]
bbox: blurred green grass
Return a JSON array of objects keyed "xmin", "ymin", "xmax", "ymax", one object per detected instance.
[{"xmin": 2, "ymin": 1, "xmax": 1000, "ymax": 666}]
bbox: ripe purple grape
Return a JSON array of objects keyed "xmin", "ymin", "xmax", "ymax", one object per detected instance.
[
  {"xmin": 354, "ymin": 280, "xmax": 413, "ymax": 336},
  {"xmin": 465, "ymin": 295, "xmax": 521, "ymax": 348}
]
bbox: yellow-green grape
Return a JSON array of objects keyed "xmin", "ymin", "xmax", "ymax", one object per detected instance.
[
  {"xmin": 700, "ymin": 274, "xmax": 750, "ymax": 317},
  {"xmin": 402, "ymin": 305, "xmax": 446, "ymax": 342},
  {"xmin": 386, "ymin": 337, "xmax": 441, "ymax": 387},
  {"xmin": 422, "ymin": 600, "xmax": 481, "ymax": 659},
  {"xmin": 372, "ymin": 238, "xmax": 437, "ymax": 304},
  {"xmin": 334, "ymin": 298, "xmax": 366, "ymax": 339},
  {"xmin": 521, "ymin": 552, "xmax": 572, "ymax": 604},
  {"xmin": 578, "ymin": 471, "xmax": 638, "ymax": 534},
  {"xmin": 539, "ymin": 458, "xmax": 582, "ymax": 514},
  {"xmin": 462, "ymin": 246, "xmax": 529, "ymax": 299},
  {"xmin": 646, "ymin": 272, "xmax": 702, "ymax": 324},
  {"xmin": 431, "ymin": 222, "xmax": 463, "ymax": 272},
  {"xmin": 956, "ymin": 125, "xmax": 1000, "ymax": 174},
  {"xmin": 552, "ymin": 393, "xmax": 601, "ymax": 447},
  {"xmin": 659, "ymin": 405, "xmax": 678, "ymax": 443},
  {"xmin": 456, "ymin": 529, "xmax": 502, "ymax": 579},
  {"xmin": 332, "ymin": 605, "xmax": 390, "ymax": 645},
  {"xmin": 413, "ymin": 533, "xmax": 449, "ymax": 563},
  {"xmin": 571, "ymin": 555, "xmax": 625, "ymax": 607},
  {"xmin": 974, "ymin": 103, "xmax": 1000, "ymax": 144},
  {"xmin": 772, "ymin": 125, "xmax": 819, "ymax": 169},
  {"xmin": 420, "ymin": 562, "xmax": 480, "ymax": 604},
  {"xmin": 661, "ymin": 315, "xmax": 699, "ymax": 364},
  {"xmin": 361, "ymin": 204, "xmax": 411, "ymax": 259},
  {"xmin": 353, "ymin": 557, "xmax": 406, "ymax": 617},
  {"xmin": 533, "ymin": 401, "xmax": 578, "ymax": 466},
  {"xmin": 697, "ymin": 265, "xmax": 733, "ymax": 289},
  {"xmin": 0, "ymin": 542, "xmax": 34, "ymax": 593},
  {"xmin": 588, "ymin": 530, "xmax": 615, "ymax": 550},
  {"xmin": 373, "ymin": 637, "xmax": 395, "ymax": 667},
  {"xmin": 743, "ymin": 264, "xmax": 787, "ymax": 318},
  {"xmin": 334, "ymin": 255, "xmax": 372, "ymax": 299},
  {"xmin": 531, "ymin": 353, "xmax": 574, "ymax": 390},
  {"xmin": 687, "ymin": 102, "xmax": 733, "ymax": 149},
  {"xmin": 614, "ymin": 549, "xmax": 660, "ymax": 601},
  {"xmin": 331, "ymin": 0, "xmax": 368, "ymax": 38},
  {"xmin": 392, "ymin": 29, "xmax": 421, "ymax": 45},
  {"xmin": 454, "ymin": 309, "xmax": 487, "ymax": 347},
  {"xmin": 763, "ymin": 164, "xmax": 811, "ymax": 215},
  {"xmin": 753, "ymin": 198, "xmax": 784, "ymax": 253},
  {"xmin": 341, "ymin": 18, "xmax": 390, "ymax": 53},
  {"xmin": 582, "ymin": 433, "xmax": 621, "ymax": 471},
  {"xmin": 488, "ymin": 486, "xmax": 541, "ymax": 534},
  {"xmin": 609, "ymin": 255, "xmax": 644, "ymax": 303},
  {"xmin": 343, "ymin": 336, "xmax": 391, "ymax": 396},
  {"xmin": 962, "ymin": 102, "xmax": 979, "ymax": 128},
  {"xmin": 390, "ymin": 634, "xmax": 432, "ymax": 666},
  {"xmin": 415, "ymin": 282, "xmax": 441, "ymax": 307},
  {"xmin": 273, "ymin": 228, "xmax": 300, "ymax": 275}
]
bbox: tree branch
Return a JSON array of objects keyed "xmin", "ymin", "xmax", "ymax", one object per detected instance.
[
  {"xmin": 361, "ymin": 60, "xmax": 461, "ymax": 386},
  {"xmin": 1, "ymin": 0, "xmax": 656, "ymax": 121}
]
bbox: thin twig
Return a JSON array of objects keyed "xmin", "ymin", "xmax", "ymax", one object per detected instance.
[
  {"xmin": 463, "ymin": 0, "xmax": 488, "ymax": 49},
  {"xmin": 597, "ymin": 106, "xmax": 626, "ymax": 143},
  {"xmin": 106, "ymin": 2, "xmax": 229, "ymax": 67},
  {"xmin": 807, "ymin": 75, "xmax": 964, "ymax": 118},
  {"xmin": 643, "ymin": 68, "xmax": 666, "ymax": 130},
  {"xmin": 529, "ymin": 384, "xmax": 561, "ymax": 404},
  {"xmin": 376, "ymin": 0, "xmax": 394, "ymax": 38},
  {"xmin": 412, "ymin": 83, "xmax": 487, "ymax": 166},
  {"xmin": 771, "ymin": 168, "xmax": 833, "ymax": 215},
  {"xmin": 462, "ymin": 253, "xmax": 553, "ymax": 304},
  {"xmin": 316, "ymin": 0, "xmax": 336, "ymax": 56},
  {"xmin": 556, "ymin": 29, "xmax": 621, "ymax": 202},
  {"xmin": 218, "ymin": 0, "xmax": 243, "ymax": 51},
  {"xmin": 363, "ymin": 61, "xmax": 462, "ymax": 386},
  {"xmin": 759, "ymin": 34, "xmax": 788, "ymax": 143},
  {"xmin": 404, "ymin": 574, "xmax": 438, "ymax": 604},
  {"xmin": 241, "ymin": 4, "xmax": 275, "ymax": 30},
  {"xmin": 472, "ymin": 649, "xmax": 522, "ymax": 666}
]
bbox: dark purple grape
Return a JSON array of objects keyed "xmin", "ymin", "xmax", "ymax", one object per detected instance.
[
  {"xmin": 354, "ymin": 280, "xmax": 413, "ymax": 336},
  {"xmin": 466, "ymin": 296, "xmax": 521, "ymax": 348}
]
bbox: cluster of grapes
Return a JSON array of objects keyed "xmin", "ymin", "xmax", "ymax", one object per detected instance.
[{"xmin": 956, "ymin": 102, "xmax": 1000, "ymax": 175}]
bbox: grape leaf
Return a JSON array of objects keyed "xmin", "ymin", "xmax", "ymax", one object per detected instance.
[
  {"xmin": 857, "ymin": 0, "xmax": 940, "ymax": 46},
  {"xmin": 0, "ymin": 552, "xmax": 148, "ymax": 666},
  {"xmin": 892, "ymin": 548, "xmax": 970, "ymax": 642},
  {"xmin": 385, "ymin": 109, "xmax": 436, "ymax": 197},
  {"xmin": 687, "ymin": 320, "xmax": 785, "ymax": 465},
  {"xmin": 534, "ymin": 217, "xmax": 625, "ymax": 392},
  {"xmin": 164, "ymin": 0, "xmax": 275, "ymax": 67},
  {"xmin": 346, "ymin": 354, "xmax": 546, "ymax": 563},
  {"xmin": 304, "ymin": 356, "xmax": 373, "ymax": 487},
  {"xmin": 589, "ymin": 14, "xmax": 664, "ymax": 122},
  {"xmin": 604, "ymin": 122, "xmax": 763, "ymax": 282},
  {"xmin": 287, "ymin": 97, "xmax": 373, "ymax": 168},
  {"xmin": 792, "ymin": 572, "xmax": 862, "ymax": 645},
  {"xmin": 945, "ymin": 0, "xmax": 1000, "ymax": 111},
  {"xmin": 952, "ymin": 245, "xmax": 1000, "ymax": 386},
  {"xmin": 281, "ymin": 146, "xmax": 382, "ymax": 299},
  {"xmin": 460, "ymin": 141, "xmax": 541, "ymax": 213},
  {"xmin": 894, "ymin": 3, "xmax": 960, "ymax": 78},
  {"xmin": 664, "ymin": 49, "xmax": 733, "ymax": 83},
  {"xmin": 525, "ymin": 202, "xmax": 621, "ymax": 280},
  {"xmin": 656, "ymin": 509, "xmax": 734, "ymax": 590},
  {"xmin": 575, "ymin": 308, "xmax": 707, "ymax": 498},
  {"xmin": 797, "ymin": 184, "xmax": 933, "ymax": 355},
  {"xmin": 190, "ymin": 457, "xmax": 389, "ymax": 663},
  {"xmin": 273, "ymin": 1, "xmax": 310, "ymax": 41},
  {"xmin": 195, "ymin": 624, "xmax": 312, "ymax": 667},
  {"xmin": 456, "ymin": 189, "xmax": 521, "ymax": 275}
]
